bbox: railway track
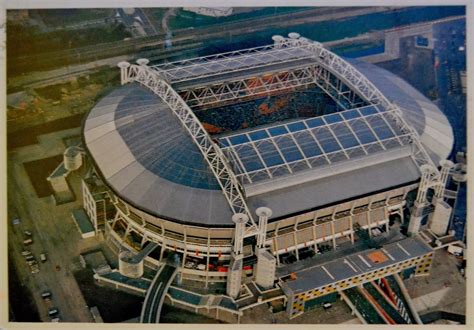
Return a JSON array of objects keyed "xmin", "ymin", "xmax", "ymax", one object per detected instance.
[{"xmin": 10, "ymin": 7, "xmax": 394, "ymax": 75}]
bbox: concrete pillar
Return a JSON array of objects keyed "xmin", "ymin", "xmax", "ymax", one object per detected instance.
[
  {"xmin": 428, "ymin": 200, "xmax": 452, "ymax": 236},
  {"xmin": 272, "ymin": 35, "xmax": 285, "ymax": 48},
  {"xmin": 227, "ymin": 214, "xmax": 248, "ymax": 299},
  {"xmin": 226, "ymin": 254, "xmax": 243, "ymax": 299},
  {"xmin": 433, "ymin": 160, "xmax": 454, "ymax": 203},
  {"xmin": 119, "ymin": 250, "xmax": 143, "ymax": 278},
  {"xmin": 408, "ymin": 201, "xmax": 427, "ymax": 235},
  {"xmin": 330, "ymin": 221, "xmax": 336, "ymax": 249},
  {"xmin": 408, "ymin": 165, "xmax": 437, "ymax": 235},
  {"xmin": 136, "ymin": 58, "xmax": 150, "ymax": 66},
  {"xmin": 288, "ymin": 32, "xmax": 301, "ymax": 46},
  {"xmin": 255, "ymin": 248, "xmax": 276, "ymax": 289},
  {"xmin": 232, "ymin": 213, "xmax": 248, "ymax": 255},
  {"xmin": 256, "ymin": 207, "xmax": 272, "ymax": 248},
  {"xmin": 117, "ymin": 61, "xmax": 131, "ymax": 85},
  {"xmin": 415, "ymin": 165, "xmax": 437, "ymax": 205},
  {"xmin": 366, "ymin": 205, "xmax": 372, "ymax": 237}
]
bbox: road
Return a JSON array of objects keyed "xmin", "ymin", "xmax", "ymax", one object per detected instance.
[
  {"xmin": 7, "ymin": 128, "xmax": 97, "ymax": 322},
  {"xmin": 10, "ymin": 7, "xmax": 397, "ymax": 76}
]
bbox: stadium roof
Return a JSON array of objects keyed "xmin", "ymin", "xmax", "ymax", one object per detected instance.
[
  {"xmin": 83, "ymin": 41, "xmax": 453, "ymax": 227},
  {"xmin": 350, "ymin": 58, "xmax": 453, "ymax": 166},
  {"xmin": 83, "ymin": 85, "xmax": 233, "ymax": 226},
  {"xmin": 218, "ymin": 104, "xmax": 412, "ymax": 193}
]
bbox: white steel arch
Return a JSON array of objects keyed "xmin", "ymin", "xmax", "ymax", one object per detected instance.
[{"xmin": 123, "ymin": 61, "xmax": 258, "ymax": 236}]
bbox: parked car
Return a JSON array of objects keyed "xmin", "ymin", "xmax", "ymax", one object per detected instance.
[
  {"xmin": 323, "ymin": 302, "xmax": 332, "ymax": 310},
  {"xmin": 21, "ymin": 250, "xmax": 31, "ymax": 256},
  {"xmin": 48, "ymin": 308, "xmax": 59, "ymax": 317},
  {"xmin": 197, "ymin": 264, "xmax": 206, "ymax": 271},
  {"xmin": 41, "ymin": 291, "xmax": 52, "ymax": 300},
  {"xmin": 40, "ymin": 253, "xmax": 47, "ymax": 263}
]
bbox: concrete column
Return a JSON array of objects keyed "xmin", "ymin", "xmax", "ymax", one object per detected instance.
[
  {"xmin": 349, "ymin": 216, "xmax": 354, "ymax": 244},
  {"xmin": 256, "ymin": 207, "xmax": 272, "ymax": 248},
  {"xmin": 136, "ymin": 58, "xmax": 150, "ymax": 66},
  {"xmin": 205, "ymin": 231, "xmax": 211, "ymax": 289},
  {"xmin": 293, "ymin": 231, "xmax": 299, "ymax": 260},
  {"xmin": 399, "ymin": 206, "xmax": 405, "ymax": 224},
  {"xmin": 232, "ymin": 213, "xmax": 248, "ymax": 255},
  {"xmin": 409, "ymin": 165, "xmax": 436, "ymax": 235},
  {"xmin": 123, "ymin": 224, "xmax": 131, "ymax": 240},
  {"xmin": 117, "ymin": 61, "xmax": 131, "ymax": 85},
  {"xmin": 434, "ymin": 160, "xmax": 454, "ymax": 202},
  {"xmin": 255, "ymin": 248, "xmax": 276, "ymax": 289},
  {"xmin": 182, "ymin": 228, "xmax": 188, "ymax": 268},
  {"xmin": 428, "ymin": 200, "xmax": 452, "ymax": 236},
  {"xmin": 226, "ymin": 254, "xmax": 243, "ymax": 299},
  {"xmin": 272, "ymin": 35, "xmax": 285, "ymax": 48},
  {"xmin": 288, "ymin": 32, "xmax": 301, "ymax": 46},
  {"xmin": 415, "ymin": 165, "xmax": 436, "ymax": 205},
  {"xmin": 312, "ymin": 218, "xmax": 319, "ymax": 251},
  {"xmin": 140, "ymin": 235, "xmax": 148, "ymax": 248},
  {"xmin": 227, "ymin": 214, "xmax": 248, "ymax": 299},
  {"xmin": 367, "ymin": 202, "xmax": 373, "ymax": 237},
  {"xmin": 159, "ymin": 241, "xmax": 165, "ymax": 261},
  {"xmin": 330, "ymin": 221, "xmax": 336, "ymax": 250}
]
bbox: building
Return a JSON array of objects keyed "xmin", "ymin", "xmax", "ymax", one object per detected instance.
[
  {"xmin": 182, "ymin": 7, "xmax": 233, "ymax": 17},
  {"xmin": 81, "ymin": 33, "xmax": 455, "ymax": 320}
]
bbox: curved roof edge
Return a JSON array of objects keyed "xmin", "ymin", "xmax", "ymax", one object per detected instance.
[{"xmin": 348, "ymin": 58, "xmax": 454, "ymax": 166}]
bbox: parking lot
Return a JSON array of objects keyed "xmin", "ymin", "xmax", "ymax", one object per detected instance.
[{"xmin": 7, "ymin": 127, "xmax": 97, "ymax": 322}]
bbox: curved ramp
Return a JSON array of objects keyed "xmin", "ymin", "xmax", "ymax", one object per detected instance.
[{"xmin": 140, "ymin": 264, "xmax": 177, "ymax": 323}]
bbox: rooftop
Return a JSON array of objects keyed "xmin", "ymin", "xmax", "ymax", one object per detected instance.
[
  {"xmin": 218, "ymin": 104, "xmax": 412, "ymax": 193},
  {"xmin": 280, "ymin": 237, "xmax": 432, "ymax": 294},
  {"xmin": 83, "ymin": 36, "xmax": 453, "ymax": 226}
]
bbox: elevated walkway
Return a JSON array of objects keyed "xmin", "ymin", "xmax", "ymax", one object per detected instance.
[
  {"xmin": 131, "ymin": 242, "xmax": 159, "ymax": 264},
  {"xmin": 140, "ymin": 264, "xmax": 178, "ymax": 323},
  {"xmin": 166, "ymin": 286, "xmax": 240, "ymax": 313}
]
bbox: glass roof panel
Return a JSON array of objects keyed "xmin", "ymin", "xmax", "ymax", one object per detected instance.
[
  {"xmin": 268, "ymin": 125, "xmax": 289, "ymax": 136},
  {"xmin": 274, "ymin": 136, "xmax": 304, "ymax": 162},
  {"xmin": 248, "ymin": 130, "xmax": 270, "ymax": 141},
  {"xmin": 229, "ymin": 134, "xmax": 250, "ymax": 145},
  {"xmin": 257, "ymin": 140, "xmax": 286, "ymax": 167},
  {"xmin": 217, "ymin": 105, "xmax": 410, "ymax": 184}
]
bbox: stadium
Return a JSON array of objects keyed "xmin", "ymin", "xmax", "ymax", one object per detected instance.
[{"xmin": 81, "ymin": 33, "xmax": 456, "ymax": 319}]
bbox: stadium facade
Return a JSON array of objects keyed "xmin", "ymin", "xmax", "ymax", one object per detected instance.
[{"xmin": 81, "ymin": 33, "xmax": 456, "ymax": 319}]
